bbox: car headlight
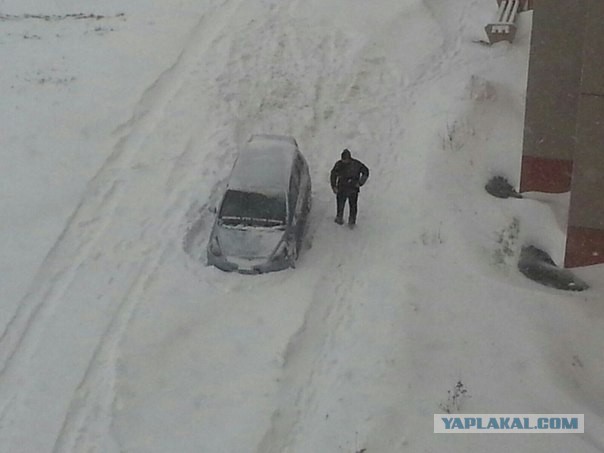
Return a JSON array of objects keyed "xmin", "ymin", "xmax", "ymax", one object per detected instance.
[{"xmin": 209, "ymin": 236, "xmax": 222, "ymax": 256}]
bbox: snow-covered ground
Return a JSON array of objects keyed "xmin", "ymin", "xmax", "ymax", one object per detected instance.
[{"xmin": 1, "ymin": 0, "xmax": 603, "ymax": 451}]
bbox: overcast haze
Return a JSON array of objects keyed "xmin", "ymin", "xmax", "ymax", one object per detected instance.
[{"xmin": 1, "ymin": 0, "xmax": 603, "ymax": 452}]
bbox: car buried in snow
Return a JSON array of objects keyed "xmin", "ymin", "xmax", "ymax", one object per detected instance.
[{"xmin": 207, "ymin": 135, "xmax": 312, "ymax": 274}]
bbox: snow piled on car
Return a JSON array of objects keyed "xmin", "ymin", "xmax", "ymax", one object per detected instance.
[{"xmin": 228, "ymin": 135, "xmax": 297, "ymax": 194}]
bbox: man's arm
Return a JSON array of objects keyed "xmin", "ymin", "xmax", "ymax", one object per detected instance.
[
  {"xmin": 330, "ymin": 162, "xmax": 341, "ymax": 191},
  {"xmin": 359, "ymin": 162, "xmax": 369, "ymax": 186}
]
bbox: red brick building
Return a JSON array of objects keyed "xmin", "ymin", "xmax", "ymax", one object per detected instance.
[{"xmin": 521, "ymin": 0, "xmax": 604, "ymax": 267}]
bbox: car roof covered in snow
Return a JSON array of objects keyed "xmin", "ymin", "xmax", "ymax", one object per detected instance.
[{"xmin": 227, "ymin": 135, "xmax": 298, "ymax": 194}]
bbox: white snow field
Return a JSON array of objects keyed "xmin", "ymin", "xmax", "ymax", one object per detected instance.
[{"xmin": 1, "ymin": 0, "xmax": 603, "ymax": 452}]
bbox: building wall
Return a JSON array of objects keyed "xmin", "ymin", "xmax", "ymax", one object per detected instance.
[
  {"xmin": 520, "ymin": 0, "xmax": 604, "ymax": 267},
  {"xmin": 565, "ymin": 0, "xmax": 604, "ymax": 267},
  {"xmin": 520, "ymin": 0, "xmax": 586, "ymax": 193}
]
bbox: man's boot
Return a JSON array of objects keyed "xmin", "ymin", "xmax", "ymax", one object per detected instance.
[{"xmin": 334, "ymin": 216, "xmax": 344, "ymax": 225}]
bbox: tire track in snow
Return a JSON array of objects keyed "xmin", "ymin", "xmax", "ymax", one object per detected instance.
[
  {"xmin": 256, "ymin": 289, "xmax": 337, "ymax": 452},
  {"xmin": 0, "ymin": 0, "xmax": 207, "ymax": 373},
  {"xmin": 50, "ymin": 1, "xmax": 246, "ymax": 449},
  {"xmin": 256, "ymin": 226, "xmax": 364, "ymax": 453},
  {"xmin": 51, "ymin": 242, "xmax": 170, "ymax": 453},
  {"xmin": 242, "ymin": 16, "xmax": 382, "ymax": 447},
  {"xmin": 50, "ymin": 259, "xmax": 154, "ymax": 453},
  {"xmin": 0, "ymin": 0, "xmax": 239, "ymax": 378},
  {"xmin": 0, "ymin": 1, "xmax": 245, "ymax": 451},
  {"xmin": 255, "ymin": 2, "xmax": 485, "ymax": 451},
  {"xmin": 52, "ymin": 139, "xmax": 239, "ymax": 452},
  {"xmin": 0, "ymin": 180, "xmax": 121, "ymax": 377}
]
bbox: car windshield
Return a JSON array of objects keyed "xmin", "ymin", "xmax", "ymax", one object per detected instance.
[{"xmin": 219, "ymin": 190, "xmax": 286, "ymax": 227}]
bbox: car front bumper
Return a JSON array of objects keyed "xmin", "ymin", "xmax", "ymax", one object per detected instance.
[{"xmin": 207, "ymin": 252, "xmax": 291, "ymax": 274}]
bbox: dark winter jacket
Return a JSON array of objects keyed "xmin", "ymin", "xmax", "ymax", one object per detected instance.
[{"xmin": 330, "ymin": 158, "xmax": 369, "ymax": 194}]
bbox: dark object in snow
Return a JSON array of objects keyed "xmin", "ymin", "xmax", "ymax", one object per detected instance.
[
  {"xmin": 518, "ymin": 246, "xmax": 589, "ymax": 291},
  {"xmin": 485, "ymin": 176, "xmax": 523, "ymax": 199},
  {"xmin": 0, "ymin": 13, "xmax": 126, "ymax": 21},
  {"xmin": 472, "ymin": 39, "xmax": 493, "ymax": 47}
]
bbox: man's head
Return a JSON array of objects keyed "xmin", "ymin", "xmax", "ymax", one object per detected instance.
[{"xmin": 341, "ymin": 149, "xmax": 352, "ymax": 161}]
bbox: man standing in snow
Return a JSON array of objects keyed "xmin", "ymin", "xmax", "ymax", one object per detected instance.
[{"xmin": 330, "ymin": 149, "xmax": 369, "ymax": 228}]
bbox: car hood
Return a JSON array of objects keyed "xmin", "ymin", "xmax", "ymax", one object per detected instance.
[{"xmin": 216, "ymin": 225, "xmax": 285, "ymax": 259}]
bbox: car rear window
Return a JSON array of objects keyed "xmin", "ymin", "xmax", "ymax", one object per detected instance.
[{"xmin": 219, "ymin": 190, "xmax": 286, "ymax": 226}]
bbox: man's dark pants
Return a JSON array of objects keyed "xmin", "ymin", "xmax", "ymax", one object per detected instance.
[{"xmin": 336, "ymin": 191, "xmax": 359, "ymax": 224}]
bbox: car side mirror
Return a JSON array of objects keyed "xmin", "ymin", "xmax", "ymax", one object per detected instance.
[{"xmin": 209, "ymin": 206, "xmax": 217, "ymax": 214}]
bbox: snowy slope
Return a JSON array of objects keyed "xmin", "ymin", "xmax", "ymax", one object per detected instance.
[{"xmin": 1, "ymin": 0, "xmax": 604, "ymax": 452}]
